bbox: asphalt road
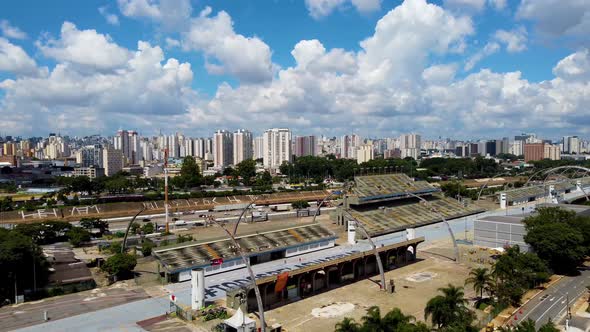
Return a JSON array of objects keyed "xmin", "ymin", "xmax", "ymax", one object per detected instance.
[
  {"xmin": 507, "ymin": 269, "xmax": 590, "ymax": 329},
  {"xmin": 0, "ymin": 287, "xmax": 149, "ymax": 332}
]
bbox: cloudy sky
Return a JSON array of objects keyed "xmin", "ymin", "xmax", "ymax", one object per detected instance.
[{"xmin": 0, "ymin": 0, "xmax": 589, "ymax": 140}]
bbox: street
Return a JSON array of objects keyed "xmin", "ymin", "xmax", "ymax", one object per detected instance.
[{"xmin": 508, "ymin": 269, "xmax": 590, "ymax": 329}]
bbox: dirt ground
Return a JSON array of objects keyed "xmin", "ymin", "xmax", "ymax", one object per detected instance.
[{"xmin": 263, "ymin": 239, "xmax": 487, "ymax": 332}]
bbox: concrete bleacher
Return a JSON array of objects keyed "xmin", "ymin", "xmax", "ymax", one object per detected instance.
[
  {"xmin": 349, "ymin": 196, "xmax": 484, "ymax": 238},
  {"xmin": 348, "ymin": 174, "xmax": 439, "ymax": 205},
  {"xmin": 154, "ymin": 224, "xmax": 335, "ymax": 274}
]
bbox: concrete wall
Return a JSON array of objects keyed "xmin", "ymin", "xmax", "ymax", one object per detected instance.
[{"xmin": 474, "ymin": 219, "xmax": 530, "ymax": 251}]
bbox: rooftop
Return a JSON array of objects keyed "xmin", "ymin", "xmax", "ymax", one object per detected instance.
[
  {"xmin": 154, "ymin": 223, "xmax": 336, "ymax": 273},
  {"xmin": 349, "ymin": 174, "xmax": 439, "ymax": 205},
  {"xmin": 349, "ymin": 196, "xmax": 485, "ymax": 238}
]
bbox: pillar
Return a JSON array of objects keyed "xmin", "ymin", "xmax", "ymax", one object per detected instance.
[{"xmin": 191, "ymin": 268, "xmax": 205, "ymax": 310}]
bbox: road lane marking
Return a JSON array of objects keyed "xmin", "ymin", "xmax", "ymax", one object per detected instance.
[{"xmin": 535, "ymin": 295, "xmax": 564, "ymax": 324}]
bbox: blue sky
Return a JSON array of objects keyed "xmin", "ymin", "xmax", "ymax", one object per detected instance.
[{"xmin": 0, "ymin": 0, "xmax": 589, "ymax": 140}]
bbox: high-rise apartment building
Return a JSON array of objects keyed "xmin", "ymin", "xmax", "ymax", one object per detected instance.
[
  {"xmin": 213, "ymin": 130, "xmax": 233, "ymax": 168},
  {"xmin": 562, "ymin": 136, "xmax": 580, "ymax": 154},
  {"xmin": 254, "ymin": 136, "xmax": 264, "ymax": 160},
  {"xmin": 340, "ymin": 134, "xmax": 362, "ymax": 159},
  {"xmin": 356, "ymin": 144, "xmax": 374, "ymax": 163},
  {"xmin": 233, "ymin": 129, "xmax": 253, "ymax": 165},
  {"xmin": 263, "ymin": 128, "xmax": 292, "ymax": 170},
  {"xmin": 295, "ymin": 136, "xmax": 316, "ymax": 157},
  {"xmin": 400, "ymin": 134, "xmax": 421, "ymax": 159},
  {"xmin": 76, "ymin": 144, "xmax": 103, "ymax": 168},
  {"xmin": 103, "ymin": 147, "xmax": 124, "ymax": 176},
  {"xmin": 114, "ymin": 130, "xmax": 141, "ymax": 164}
]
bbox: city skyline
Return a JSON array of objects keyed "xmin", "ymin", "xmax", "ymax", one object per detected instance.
[{"xmin": 0, "ymin": 0, "xmax": 589, "ymax": 138}]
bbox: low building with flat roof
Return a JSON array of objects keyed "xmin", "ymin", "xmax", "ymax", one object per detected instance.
[{"xmin": 154, "ymin": 223, "xmax": 336, "ymax": 282}]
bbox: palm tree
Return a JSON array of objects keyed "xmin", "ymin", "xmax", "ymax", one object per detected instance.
[
  {"xmin": 424, "ymin": 295, "xmax": 449, "ymax": 328},
  {"xmin": 335, "ymin": 317, "xmax": 360, "ymax": 332},
  {"xmin": 360, "ymin": 306, "xmax": 383, "ymax": 331},
  {"xmin": 465, "ymin": 267, "xmax": 492, "ymax": 299},
  {"xmin": 425, "ymin": 284, "xmax": 471, "ymax": 329}
]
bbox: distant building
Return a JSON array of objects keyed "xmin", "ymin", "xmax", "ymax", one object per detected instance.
[
  {"xmin": 73, "ymin": 166, "xmax": 104, "ymax": 179},
  {"xmin": 544, "ymin": 144, "xmax": 561, "ymax": 161},
  {"xmin": 213, "ymin": 130, "xmax": 233, "ymax": 169},
  {"xmin": 295, "ymin": 136, "xmax": 316, "ymax": 157},
  {"xmin": 340, "ymin": 134, "xmax": 362, "ymax": 159},
  {"xmin": 562, "ymin": 136, "xmax": 580, "ymax": 154},
  {"xmin": 102, "ymin": 148, "xmax": 124, "ymax": 176},
  {"xmin": 253, "ymin": 136, "xmax": 264, "ymax": 160},
  {"xmin": 0, "ymin": 155, "xmax": 16, "ymax": 166},
  {"xmin": 524, "ymin": 143, "xmax": 559, "ymax": 162},
  {"xmin": 400, "ymin": 134, "xmax": 421, "ymax": 159},
  {"xmin": 233, "ymin": 129, "xmax": 253, "ymax": 165},
  {"xmin": 356, "ymin": 144, "xmax": 374, "ymax": 163},
  {"xmin": 263, "ymin": 128, "xmax": 292, "ymax": 170},
  {"xmin": 76, "ymin": 144, "xmax": 102, "ymax": 168}
]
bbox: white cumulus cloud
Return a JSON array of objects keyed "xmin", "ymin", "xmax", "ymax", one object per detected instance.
[
  {"xmin": 36, "ymin": 22, "xmax": 131, "ymax": 72},
  {"xmin": 181, "ymin": 7, "xmax": 274, "ymax": 83},
  {"xmin": 305, "ymin": 0, "xmax": 382, "ymax": 19},
  {"xmin": 0, "ymin": 20, "xmax": 27, "ymax": 40}
]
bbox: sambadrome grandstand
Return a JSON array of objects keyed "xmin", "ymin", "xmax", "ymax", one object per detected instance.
[
  {"xmin": 334, "ymin": 173, "xmax": 485, "ymax": 238},
  {"xmin": 0, "ymin": 190, "xmax": 330, "ymax": 225}
]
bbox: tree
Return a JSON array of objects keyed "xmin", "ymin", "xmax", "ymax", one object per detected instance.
[
  {"xmin": 102, "ymin": 253, "xmax": 137, "ymax": 279},
  {"xmin": 141, "ymin": 240, "xmax": 154, "ymax": 257},
  {"xmin": 465, "ymin": 267, "xmax": 492, "ymax": 299},
  {"xmin": 524, "ymin": 207, "xmax": 587, "ymax": 273},
  {"xmin": 67, "ymin": 227, "xmax": 91, "ymax": 247},
  {"xmin": 424, "ymin": 284, "xmax": 474, "ymax": 329},
  {"xmin": 235, "ymin": 159, "xmax": 257, "ymax": 186},
  {"xmin": 492, "ymin": 245, "xmax": 549, "ymax": 306},
  {"xmin": 177, "ymin": 156, "xmax": 202, "ymax": 189},
  {"xmin": 292, "ymin": 200, "xmax": 310, "ymax": 209},
  {"xmin": 79, "ymin": 217, "xmax": 109, "ymax": 236},
  {"xmin": 334, "ymin": 317, "xmax": 360, "ymax": 332},
  {"xmin": 335, "ymin": 306, "xmax": 428, "ymax": 332},
  {"xmin": 141, "ymin": 222, "xmax": 155, "ymax": 234},
  {"xmin": 0, "ymin": 228, "xmax": 49, "ymax": 302}
]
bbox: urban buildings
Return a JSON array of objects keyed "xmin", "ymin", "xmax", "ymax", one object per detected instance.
[
  {"xmin": 213, "ymin": 130, "xmax": 233, "ymax": 169},
  {"xmin": 263, "ymin": 128, "xmax": 292, "ymax": 171},
  {"xmin": 524, "ymin": 143, "xmax": 561, "ymax": 162},
  {"xmin": 233, "ymin": 129, "xmax": 253, "ymax": 165},
  {"xmin": 102, "ymin": 148, "xmax": 124, "ymax": 176},
  {"xmin": 400, "ymin": 134, "xmax": 421, "ymax": 159},
  {"xmin": 563, "ymin": 136, "xmax": 580, "ymax": 154},
  {"xmin": 294, "ymin": 136, "xmax": 316, "ymax": 157},
  {"xmin": 356, "ymin": 144, "xmax": 374, "ymax": 163},
  {"xmin": 340, "ymin": 134, "xmax": 362, "ymax": 159}
]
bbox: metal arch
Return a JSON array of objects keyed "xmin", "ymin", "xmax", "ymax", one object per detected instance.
[
  {"xmin": 404, "ymin": 191, "xmax": 460, "ymax": 262},
  {"xmin": 207, "ymin": 215, "xmax": 266, "ymax": 332},
  {"xmin": 541, "ymin": 167, "xmax": 590, "ymax": 202},
  {"xmin": 232, "ymin": 197, "xmax": 259, "ymax": 236},
  {"xmin": 339, "ymin": 209, "xmax": 387, "ymax": 290},
  {"xmin": 476, "ymin": 172, "xmax": 513, "ymax": 201},
  {"xmin": 525, "ymin": 165, "xmax": 590, "ymax": 186},
  {"xmin": 312, "ymin": 181, "xmax": 351, "ymax": 225},
  {"xmin": 122, "ymin": 207, "xmax": 146, "ymax": 254}
]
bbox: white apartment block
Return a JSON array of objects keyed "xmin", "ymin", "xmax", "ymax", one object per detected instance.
[
  {"xmin": 233, "ymin": 129, "xmax": 253, "ymax": 165},
  {"xmin": 213, "ymin": 130, "xmax": 233, "ymax": 168},
  {"xmin": 356, "ymin": 144, "xmax": 374, "ymax": 163},
  {"xmin": 263, "ymin": 128, "xmax": 292, "ymax": 170}
]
